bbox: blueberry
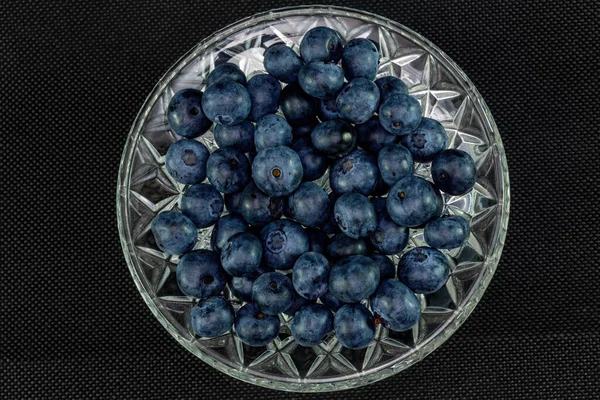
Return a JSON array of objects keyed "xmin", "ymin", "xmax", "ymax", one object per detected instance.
[
  {"xmin": 370, "ymin": 279, "xmax": 421, "ymax": 331},
  {"xmin": 334, "ymin": 303, "xmax": 375, "ymax": 349},
  {"xmin": 320, "ymin": 290, "xmax": 343, "ymax": 312},
  {"xmin": 369, "ymin": 209, "xmax": 409, "ymax": 255},
  {"xmin": 190, "ymin": 296, "xmax": 234, "ymax": 337},
  {"xmin": 342, "ymin": 38, "xmax": 379, "ymax": 81},
  {"xmin": 356, "ymin": 116, "xmax": 399, "ymax": 154},
  {"xmin": 369, "ymin": 253, "xmax": 396, "ymax": 281},
  {"xmin": 378, "ymin": 143, "xmax": 414, "ymax": 186},
  {"xmin": 379, "ymin": 94, "xmax": 422, "ymax": 135},
  {"xmin": 206, "ymin": 147, "xmax": 251, "ymax": 194},
  {"xmin": 260, "ymin": 219, "xmax": 309, "ymax": 270},
  {"xmin": 264, "ymin": 44, "xmax": 303, "ymax": 83},
  {"xmin": 254, "ymin": 114, "xmax": 293, "ymax": 151},
  {"xmin": 229, "ymin": 266, "xmax": 273, "ymax": 302},
  {"xmin": 167, "ymin": 89, "xmax": 212, "ymax": 138},
  {"xmin": 206, "ymin": 63, "xmax": 247, "ymax": 87},
  {"xmin": 318, "ymin": 97, "xmax": 339, "ymax": 121},
  {"xmin": 300, "ymin": 27, "xmax": 343, "ymax": 63},
  {"xmin": 151, "ymin": 211, "xmax": 198, "ymax": 255},
  {"xmin": 400, "ymin": 117, "xmax": 447, "ymax": 162},
  {"xmin": 291, "ymin": 138, "xmax": 328, "ymax": 182},
  {"xmin": 284, "ymin": 293, "xmax": 314, "ymax": 316},
  {"xmin": 235, "ymin": 303, "xmax": 280, "ymax": 347},
  {"xmin": 177, "ymin": 250, "xmax": 226, "ymax": 299},
  {"xmin": 239, "ymin": 181, "xmax": 283, "ymax": 227},
  {"xmin": 293, "ymin": 252, "xmax": 330, "ymax": 300},
  {"xmin": 311, "ymin": 119, "xmax": 356, "ymax": 158},
  {"xmin": 280, "ymin": 83, "xmax": 317, "ymax": 127},
  {"xmin": 210, "ymin": 214, "xmax": 248, "ymax": 253},
  {"xmin": 252, "ymin": 146, "xmax": 303, "ymax": 197},
  {"xmin": 287, "ymin": 182, "xmax": 329, "ymax": 228},
  {"xmin": 431, "ymin": 149, "xmax": 477, "ymax": 195},
  {"xmin": 290, "ymin": 304, "xmax": 333, "ymax": 347},
  {"xmin": 220, "ymin": 232, "xmax": 262, "ymax": 277},
  {"xmin": 214, "ymin": 121, "xmax": 255, "ymax": 153},
  {"xmin": 320, "ymin": 204, "xmax": 342, "ymax": 234},
  {"xmin": 327, "ymin": 233, "xmax": 367, "ymax": 260},
  {"xmin": 329, "ymin": 255, "xmax": 380, "ymax": 303},
  {"xmin": 224, "ymin": 191, "xmax": 243, "ymax": 216},
  {"xmin": 424, "ymin": 215, "xmax": 470, "ymax": 249},
  {"xmin": 165, "ymin": 139, "xmax": 209, "ymax": 184},
  {"xmin": 252, "ymin": 272, "xmax": 295, "ymax": 315},
  {"xmin": 181, "ymin": 183, "xmax": 224, "ymax": 228},
  {"xmin": 398, "ymin": 247, "xmax": 450, "ymax": 294},
  {"xmin": 330, "ymin": 148, "xmax": 379, "ymax": 195},
  {"xmin": 387, "ymin": 176, "xmax": 443, "ymax": 227},
  {"xmin": 334, "ymin": 193, "xmax": 377, "ymax": 239},
  {"xmin": 375, "ymin": 76, "xmax": 409, "ymax": 103},
  {"xmin": 306, "ymin": 228, "xmax": 328, "ymax": 255},
  {"xmin": 298, "ymin": 60, "xmax": 345, "ymax": 99},
  {"xmin": 246, "ymin": 73, "xmax": 282, "ymax": 122},
  {"xmin": 201, "ymin": 81, "xmax": 251, "ymax": 125},
  {"xmin": 336, "ymin": 78, "xmax": 380, "ymax": 124}
]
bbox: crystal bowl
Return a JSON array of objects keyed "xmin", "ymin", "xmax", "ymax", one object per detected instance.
[{"xmin": 117, "ymin": 5, "xmax": 509, "ymax": 392}]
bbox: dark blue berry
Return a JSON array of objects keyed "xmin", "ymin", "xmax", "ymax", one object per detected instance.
[
  {"xmin": 342, "ymin": 38, "xmax": 379, "ymax": 81},
  {"xmin": 151, "ymin": 211, "xmax": 198, "ymax": 255},
  {"xmin": 264, "ymin": 44, "xmax": 303, "ymax": 83},
  {"xmin": 387, "ymin": 176, "xmax": 443, "ymax": 227},
  {"xmin": 235, "ymin": 303, "xmax": 280, "ymax": 347},
  {"xmin": 206, "ymin": 63, "xmax": 247, "ymax": 87},
  {"xmin": 320, "ymin": 290, "xmax": 343, "ymax": 312},
  {"xmin": 167, "ymin": 89, "xmax": 212, "ymax": 138},
  {"xmin": 287, "ymin": 182, "xmax": 329, "ymax": 228},
  {"xmin": 229, "ymin": 266, "xmax": 273, "ymax": 302},
  {"xmin": 334, "ymin": 193, "xmax": 377, "ymax": 239},
  {"xmin": 327, "ymin": 233, "xmax": 367, "ymax": 260},
  {"xmin": 329, "ymin": 255, "xmax": 380, "ymax": 303},
  {"xmin": 177, "ymin": 250, "xmax": 226, "ymax": 299},
  {"xmin": 190, "ymin": 296, "xmax": 234, "ymax": 337},
  {"xmin": 431, "ymin": 149, "xmax": 477, "ymax": 195},
  {"xmin": 375, "ymin": 76, "xmax": 409, "ymax": 103},
  {"xmin": 201, "ymin": 81, "xmax": 251, "ymax": 125},
  {"xmin": 370, "ymin": 279, "xmax": 421, "ymax": 331},
  {"xmin": 280, "ymin": 83, "xmax": 317, "ymax": 127},
  {"xmin": 300, "ymin": 27, "xmax": 343, "ymax": 63},
  {"xmin": 398, "ymin": 247, "xmax": 450, "ymax": 294},
  {"xmin": 400, "ymin": 117, "xmax": 447, "ymax": 162},
  {"xmin": 369, "ymin": 253, "xmax": 396, "ymax": 281},
  {"xmin": 252, "ymin": 146, "xmax": 303, "ymax": 197},
  {"xmin": 378, "ymin": 143, "xmax": 414, "ymax": 186},
  {"xmin": 254, "ymin": 114, "xmax": 292, "ymax": 151},
  {"xmin": 220, "ymin": 232, "xmax": 262, "ymax": 277},
  {"xmin": 210, "ymin": 214, "xmax": 248, "ymax": 253},
  {"xmin": 336, "ymin": 78, "xmax": 380, "ymax": 124},
  {"xmin": 424, "ymin": 215, "xmax": 470, "ymax": 249},
  {"xmin": 379, "ymin": 93, "xmax": 422, "ymax": 135},
  {"xmin": 369, "ymin": 209, "xmax": 409, "ymax": 255},
  {"xmin": 330, "ymin": 148, "xmax": 379, "ymax": 195},
  {"xmin": 293, "ymin": 252, "xmax": 330, "ymax": 300},
  {"xmin": 239, "ymin": 181, "xmax": 283, "ymax": 227},
  {"xmin": 334, "ymin": 303, "xmax": 375, "ymax": 349},
  {"xmin": 311, "ymin": 119, "xmax": 356, "ymax": 158},
  {"xmin": 260, "ymin": 219, "xmax": 309, "ymax": 270},
  {"xmin": 214, "ymin": 120, "xmax": 255, "ymax": 153},
  {"xmin": 246, "ymin": 73, "xmax": 282, "ymax": 122},
  {"xmin": 290, "ymin": 304, "xmax": 333, "ymax": 347},
  {"xmin": 306, "ymin": 228, "xmax": 328, "ymax": 255},
  {"xmin": 298, "ymin": 60, "xmax": 345, "ymax": 99},
  {"xmin": 165, "ymin": 139, "xmax": 209, "ymax": 184},
  {"xmin": 356, "ymin": 116, "xmax": 399, "ymax": 154},
  {"xmin": 224, "ymin": 191, "xmax": 243, "ymax": 216},
  {"xmin": 318, "ymin": 97, "xmax": 339, "ymax": 121},
  {"xmin": 252, "ymin": 272, "xmax": 295, "ymax": 315},
  {"xmin": 291, "ymin": 138, "xmax": 328, "ymax": 182},
  {"xmin": 180, "ymin": 183, "xmax": 223, "ymax": 228},
  {"xmin": 206, "ymin": 147, "xmax": 251, "ymax": 194}
]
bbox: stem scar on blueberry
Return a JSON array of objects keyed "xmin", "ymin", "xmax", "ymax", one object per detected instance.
[
  {"xmin": 257, "ymin": 313, "xmax": 264, "ymax": 319},
  {"xmin": 189, "ymin": 106, "xmax": 199, "ymax": 116},
  {"xmin": 383, "ymin": 83, "xmax": 390, "ymax": 89},
  {"xmin": 269, "ymin": 282, "xmax": 277, "ymax": 289},
  {"xmin": 230, "ymin": 158, "xmax": 238, "ymax": 166},
  {"xmin": 393, "ymin": 121, "xmax": 401, "ymax": 128},
  {"xmin": 398, "ymin": 191, "xmax": 405, "ymax": 199},
  {"xmin": 251, "ymin": 270, "xmax": 260, "ymax": 278},
  {"xmin": 272, "ymin": 168, "xmax": 282, "ymax": 178},
  {"xmin": 328, "ymin": 43, "xmax": 335, "ymax": 50},
  {"xmin": 203, "ymin": 275, "xmax": 214, "ymax": 285},
  {"xmin": 439, "ymin": 172, "xmax": 447, "ymax": 180}
]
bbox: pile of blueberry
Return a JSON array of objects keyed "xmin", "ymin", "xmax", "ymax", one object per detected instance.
[{"xmin": 151, "ymin": 27, "xmax": 477, "ymax": 350}]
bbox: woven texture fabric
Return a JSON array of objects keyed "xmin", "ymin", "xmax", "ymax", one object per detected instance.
[{"xmin": 2, "ymin": 1, "xmax": 599, "ymax": 399}]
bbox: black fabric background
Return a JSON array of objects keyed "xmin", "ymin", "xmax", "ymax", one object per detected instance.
[{"xmin": 2, "ymin": 1, "xmax": 599, "ymax": 398}]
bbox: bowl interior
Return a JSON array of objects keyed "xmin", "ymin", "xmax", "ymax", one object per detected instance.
[{"xmin": 117, "ymin": 5, "xmax": 509, "ymax": 392}]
